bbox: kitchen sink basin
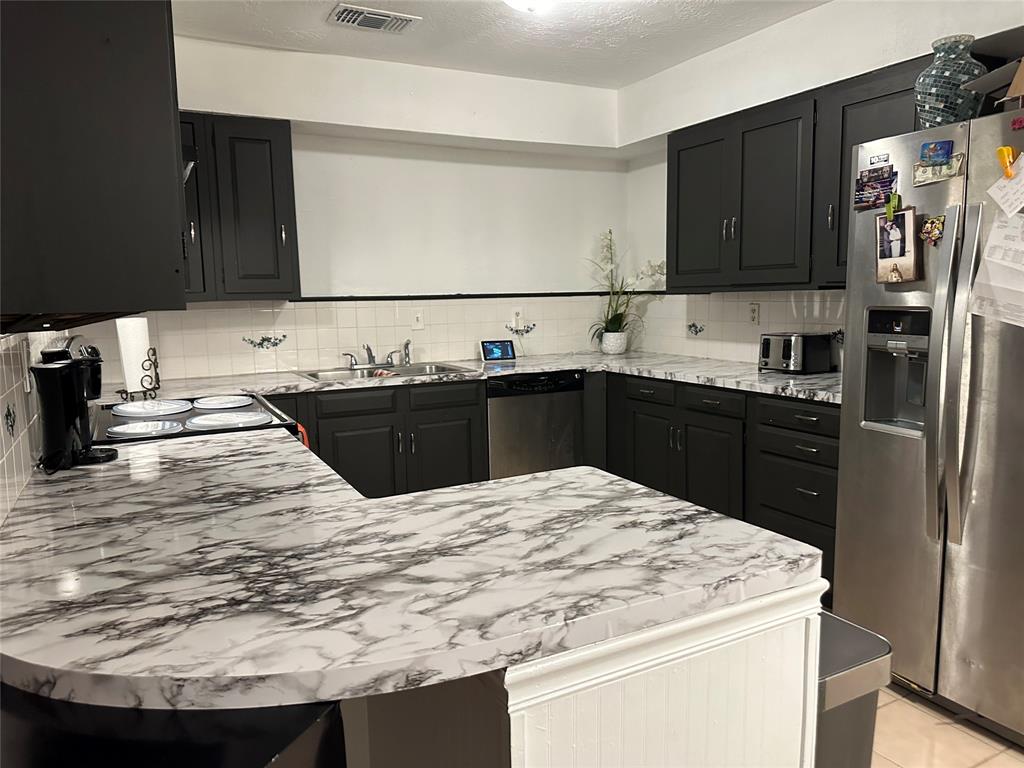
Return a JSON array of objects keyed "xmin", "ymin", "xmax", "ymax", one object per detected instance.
[{"xmin": 300, "ymin": 362, "xmax": 471, "ymax": 382}]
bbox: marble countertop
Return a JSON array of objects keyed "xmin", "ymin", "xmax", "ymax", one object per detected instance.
[
  {"xmin": 0, "ymin": 429, "xmax": 821, "ymax": 710},
  {"xmin": 112, "ymin": 352, "xmax": 842, "ymax": 404}
]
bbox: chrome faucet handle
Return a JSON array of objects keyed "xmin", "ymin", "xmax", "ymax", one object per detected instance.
[
  {"xmin": 402, "ymin": 339, "xmax": 412, "ymax": 365},
  {"xmin": 362, "ymin": 344, "xmax": 376, "ymax": 365},
  {"xmin": 342, "ymin": 352, "xmax": 358, "ymax": 369},
  {"xmin": 384, "ymin": 349, "xmax": 402, "ymax": 366}
]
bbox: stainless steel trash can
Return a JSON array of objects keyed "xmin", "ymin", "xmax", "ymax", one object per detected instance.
[{"xmin": 817, "ymin": 613, "xmax": 892, "ymax": 768}]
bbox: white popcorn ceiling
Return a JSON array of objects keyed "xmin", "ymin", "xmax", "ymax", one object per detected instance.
[{"xmin": 171, "ymin": 0, "xmax": 828, "ymax": 88}]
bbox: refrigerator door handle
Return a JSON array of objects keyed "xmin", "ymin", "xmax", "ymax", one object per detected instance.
[
  {"xmin": 924, "ymin": 203, "xmax": 962, "ymax": 542},
  {"xmin": 943, "ymin": 202, "xmax": 984, "ymax": 546}
]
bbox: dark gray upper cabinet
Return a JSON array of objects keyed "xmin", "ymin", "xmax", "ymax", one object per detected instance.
[
  {"xmin": 811, "ymin": 57, "xmax": 926, "ymax": 286},
  {"xmin": 733, "ymin": 98, "xmax": 814, "ymax": 287},
  {"xmin": 1, "ymin": 0, "xmax": 185, "ymax": 332},
  {"xmin": 180, "ymin": 113, "xmax": 219, "ymax": 301},
  {"xmin": 211, "ymin": 116, "xmax": 300, "ymax": 299},
  {"xmin": 666, "ymin": 97, "xmax": 813, "ymax": 291},
  {"xmin": 666, "ymin": 121, "xmax": 732, "ymax": 290}
]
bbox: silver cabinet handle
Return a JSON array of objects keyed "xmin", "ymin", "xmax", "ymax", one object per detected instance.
[
  {"xmin": 721, "ymin": 219, "xmax": 728, "ymax": 241},
  {"xmin": 702, "ymin": 399, "xmax": 721, "ymax": 406},
  {"xmin": 668, "ymin": 426, "xmax": 675, "ymax": 449},
  {"xmin": 190, "ymin": 221, "xmax": 196, "ymax": 243},
  {"xmin": 730, "ymin": 217, "xmax": 737, "ymax": 240},
  {"xmin": 827, "ymin": 204, "xmax": 835, "ymax": 231},
  {"xmin": 943, "ymin": 203, "xmax": 981, "ymax": 545},
  {"xmin": 794, "ymin": 444, "xmax": 819, "ymax": 454},
  {"xmin": 796, "ymin": 487, "xmax": 820, "ymax": 498},
  {"xmin": 397, "ymin": 431, "xmax": 403, "ymax": 454},
  {"xmin": 793, "ymin": 414, "xmax": 819, "ymax": 423},
  {"xmin": 280, "ymin": 225, "xmax": 287, "ymax": 246},
  {"xmin": 675, "ymin": 427, "xmax": 683, "ymax": 452},
  {"xmin": 638, "ymin": 388, "xmax": 655, "ymax": 396},
  {"xmin": 410, "ymin": 432, "xmax": 416, "ymax": 454}
]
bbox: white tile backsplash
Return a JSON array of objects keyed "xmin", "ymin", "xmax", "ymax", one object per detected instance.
[{"xmin": 69, "ymin": 290, "xmax": 845, "ymax": 387}]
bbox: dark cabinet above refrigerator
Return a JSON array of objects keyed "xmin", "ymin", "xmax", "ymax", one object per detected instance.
[{"xmin": 1, "ymin": 0, "xmax": 186, "ymax": 333}]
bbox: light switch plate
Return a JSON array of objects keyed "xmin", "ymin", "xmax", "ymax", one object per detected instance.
[
  {"xmin": 411, "ymin": 308, "xmax": 425, "ymax": 331},
  {"xmin": 510, "ymin": 306, "xmax": 524, "ymax": 329},
  {"xmin": 749, "ymin": 302, "xmax": 761, "ymax": 325}
]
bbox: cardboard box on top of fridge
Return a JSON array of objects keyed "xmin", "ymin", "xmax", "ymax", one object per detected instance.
[{"xmin": 962, "ymin": 58, "xmax": 1024, "ymax": 103}]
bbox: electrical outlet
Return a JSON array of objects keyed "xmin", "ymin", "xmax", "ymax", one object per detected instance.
[
  {"xmin": 411, "ymin": 308, "xmax": 425, "ymax": 331},
  {"xmin": 749, "ymin": 302, "xmax": 761, "ymax": 326},
  {"xmin": 510, "ymin": 306, "xmax": 524, "ymax": 329}
]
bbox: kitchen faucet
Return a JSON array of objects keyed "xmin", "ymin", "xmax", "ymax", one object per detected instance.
[
  {"xmin": 362, "ymin": 344, "xmax": 376, "ymax": 365},
  {"xmin": 342, "ymin": 352, "xmax": 358, "ymax": 369},
  {"xmin": 385, "ymin": 340, "xmax": 413, "ymax": 366}
]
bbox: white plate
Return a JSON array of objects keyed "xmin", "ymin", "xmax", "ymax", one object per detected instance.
[
  {"xmin": 193, "ymin": 395, "xmax": 254, "ymax": 410},
  {"xmin": 185, "ymin": 411, "xmax": 273, "ymax": 431},
  {"xmin": 111, "ymin": 399, "xmax": 193, "ymax": 418},
  {"xmin": 106, "ymin": 420, "xmax": 184, "ymax": 439}
]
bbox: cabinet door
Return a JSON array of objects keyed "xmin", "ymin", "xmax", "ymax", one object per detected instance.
[
  {"xmin": 318, "ymin": 414, "xmax": 406, "ymax": 498},
  {"xmin": 1, "ymin": 0, "xmax": 185, "ymax": 319},
  {"xmin": 211, "ymin": 116, "xmax": 299, "ymax": 298},
  {"xmin": 406, "ymin": 405, "xmax": 487, "ymax": 492},
  {"xmin": 812, "ymin": 58, "xmax": 925, "ymax": 286},
  {"xmin": 625, "ymin": 400, "xmax": 678, "ymax": 496},
  {"xmin": 732, "ymin": 98, "xmax": 814, "ymax": 286},
  {"xmin": 678, "ymin": 409, "xmax": 744, "ymax": 519},
  {"xmin": 180, "ymin": 113, "xmax": 218, "ymax": 301},
  {"xmin": 666, "ymin": 121, "xmax": 733, "ymax": 290},
  {"xmin": 605, "ymin": 375, "xmax": 629, "ymax": 477}
]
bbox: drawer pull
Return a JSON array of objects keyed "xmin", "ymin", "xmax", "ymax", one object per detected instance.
[
  {"xmin": 638, "ymin": 388, "xmax": 655, "ymax": 396},
  {"xmin": 794, "ymin": 444, "xmax": 819, "ymax": 454},
  {"xmin": 701, "ymin": 399, "xmax": 721, "ymax": 406},
  {"xmin": 793, "ymin": 414, "xmax": 819, "ymax": 423},
  {"xmin": 796, "ymin": 486, "xmax": 820, "ymax": 498}
]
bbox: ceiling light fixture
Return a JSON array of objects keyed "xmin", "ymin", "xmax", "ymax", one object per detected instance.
[{"xmin": 503, "ymin": 0, "xmax": 556, "ymax": 14}]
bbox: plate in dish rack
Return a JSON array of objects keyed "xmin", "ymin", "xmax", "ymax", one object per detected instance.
[
  {"xmin": 106, "ymin": 421, "xmax": 184, "ymax": 439},
  {"xmin": 192, "ymin": 395, "xmax": 254, "ymax": 410},
  {"xmin": 111, "ymin": 399, "xmax": 192, "ymax": 418},
  {"xmin": 185, "ymin": 412, "xmax": 273, "ymax": 431}
]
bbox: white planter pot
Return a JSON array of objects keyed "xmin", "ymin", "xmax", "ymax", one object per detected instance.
[{"xmin": 600, "ymin": 332, "xmax": 628, "ymax": 355}]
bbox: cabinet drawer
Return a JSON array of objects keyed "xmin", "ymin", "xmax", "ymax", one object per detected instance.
[
  {"xmin": 682, "ymin": 386, "xmax": 745, "ymax": 418},
  {"xmin": 757, "ymin": 453, "xmax": 837, "ymax": 526},
  {"xmin": 757, "ymin": 397, "xmax": 840, "ymax": 437},
  {"xmin": 409, "ymin": 382, "xmax": 483, "ymax": 411},
  {"xmin": 756, "ymin": 424, "xmax": 838, "ymax": 468},
  {"xmin": 747, "ymin": 504, "xmax": 834, "ymax": 605},
  {"xmin": 316, "ymin": 388, "xmax": 399, "ymax": 418},
  {"xmin": 625, "ymin": 377, "xmax": 676, "ymax": 406}
]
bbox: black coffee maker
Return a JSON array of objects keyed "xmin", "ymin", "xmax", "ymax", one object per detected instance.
[{"xmin": 32, "ymin": 339, "xmax": 117, "ymax": 473}]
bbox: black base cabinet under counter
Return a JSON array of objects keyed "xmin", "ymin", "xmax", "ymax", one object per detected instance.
[
  {"xmin": 312, "ymin": 382, "xmax": 488, "ymax": 498},
  {"xmin": 606, "ymin": 375, "xmax": 745, "ymax": 521}
]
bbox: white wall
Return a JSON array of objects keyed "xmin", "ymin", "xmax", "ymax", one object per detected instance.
[
  {"xmin": 618, "ymin": 0, "xmax": 1024, "ymax": 145},
  {"xmin": 293, "ymin": 134, "xmax": 629, "ymax": 296},
  {"xmin": 174, "ymin": 36, "xmax": 618, "ymax": 149},
  {"xmin": 624, "ymin": 150, "xmax": 667, "ymax": 269}
]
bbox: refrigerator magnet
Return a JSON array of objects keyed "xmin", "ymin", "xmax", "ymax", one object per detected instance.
[
  {"xmin": 912, "ymin": 153, "xmax": 964, "ymax": 187},
  {"xmin": 854, "ymin": 165, "xmax": 897, "ymax": 211},
  {"xmin": 919, "ymin": 215, "xmax": 945, "ymax": 247},
  {"xmin": 876, "ymin": 208, "xmax": 920, "ymax": 284},
  {"xmin": 920, "ymin": 140, "xmax": 954, "ymax": 166}
]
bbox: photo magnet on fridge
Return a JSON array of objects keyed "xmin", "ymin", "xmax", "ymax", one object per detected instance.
[
  {"xmin": 875, "ymin": 208, "xmax": 919, "ymax": 283},
  {"xmin": 920, "ymin": 140, "xmax": 954, "ymax": 166},
  {"xmin": 855, "ymin": 165, "xmax": 897, "ymax": 211}
]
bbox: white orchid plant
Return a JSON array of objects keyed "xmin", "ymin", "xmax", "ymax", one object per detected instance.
[{"xmin": 588, "ymin": 229, "xmax": 665, "ymax": 342}]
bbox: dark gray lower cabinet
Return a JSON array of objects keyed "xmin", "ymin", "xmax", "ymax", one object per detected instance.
[
  {"xmin": 304, "ymin": 383, "xmax": 487, "ymax": 498},
  {"xmin": 746, "ymin": 395, "xmax": 840, "ymax": 606},
  {"xmin": 607, "ymin": 375, "xmax": 744, "ymax": 520}
]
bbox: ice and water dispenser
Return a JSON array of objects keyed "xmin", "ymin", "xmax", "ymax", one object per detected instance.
[{"xmin": 863, "ymin": 308, "xmax": 932, "ymax": 432}]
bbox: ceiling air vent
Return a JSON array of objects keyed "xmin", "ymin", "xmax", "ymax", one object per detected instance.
[{"xmin": 327, "ymin": 3, "xmax": 421, "ymax": 33}]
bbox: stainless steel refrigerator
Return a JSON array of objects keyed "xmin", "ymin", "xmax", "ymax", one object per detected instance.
[{"xmin": 835, "ymin": 109, "xmax": 1024, "ymax": 741}]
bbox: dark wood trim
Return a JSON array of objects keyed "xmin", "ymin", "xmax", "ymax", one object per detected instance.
[{"xmin": 292, "ymin": 290, "xmax": 667, "ymax": 302}]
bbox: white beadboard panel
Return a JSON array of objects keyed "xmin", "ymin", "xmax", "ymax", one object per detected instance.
[{"xmin": 507, "ymin": 578, "xmax": 826, "ymax": 768}]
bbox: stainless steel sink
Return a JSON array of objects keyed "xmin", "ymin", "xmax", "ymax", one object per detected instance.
[{"xmin": 300, "ymin": 362, "xmax": 471, "ymax": 382}]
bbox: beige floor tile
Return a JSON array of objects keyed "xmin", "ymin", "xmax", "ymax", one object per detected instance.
[
  {"xmin": 976, "ymin": 750, "xmax": 1024, "ymax": 767},
  {"xmin": 879, "ymin": 687, "xmax": 900, "ymax": 707},
  {"xmin": 874, "ymin": 699, "xmax": 1002, "ymax": 768},
  {"xmin": 873, "ymin": 751, "xmax": 901, "ymax": 768},
  {"xmin": 899, "ymin": 693, "xmax": 1016, "ymax": 754}
]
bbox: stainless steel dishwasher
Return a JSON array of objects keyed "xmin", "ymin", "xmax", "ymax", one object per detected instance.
[{"xmin": 487, "ymin": 370, "xmax": 584, "ymax": 479}]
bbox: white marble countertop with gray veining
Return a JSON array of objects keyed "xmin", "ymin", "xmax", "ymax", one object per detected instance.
[
  {"xmin": 105, "ymin": 352, "xmax": 842, "ymax": 405},
  {"xmin": 0, "ymin": 428, "xmax": 822, "ymax": 710}
]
